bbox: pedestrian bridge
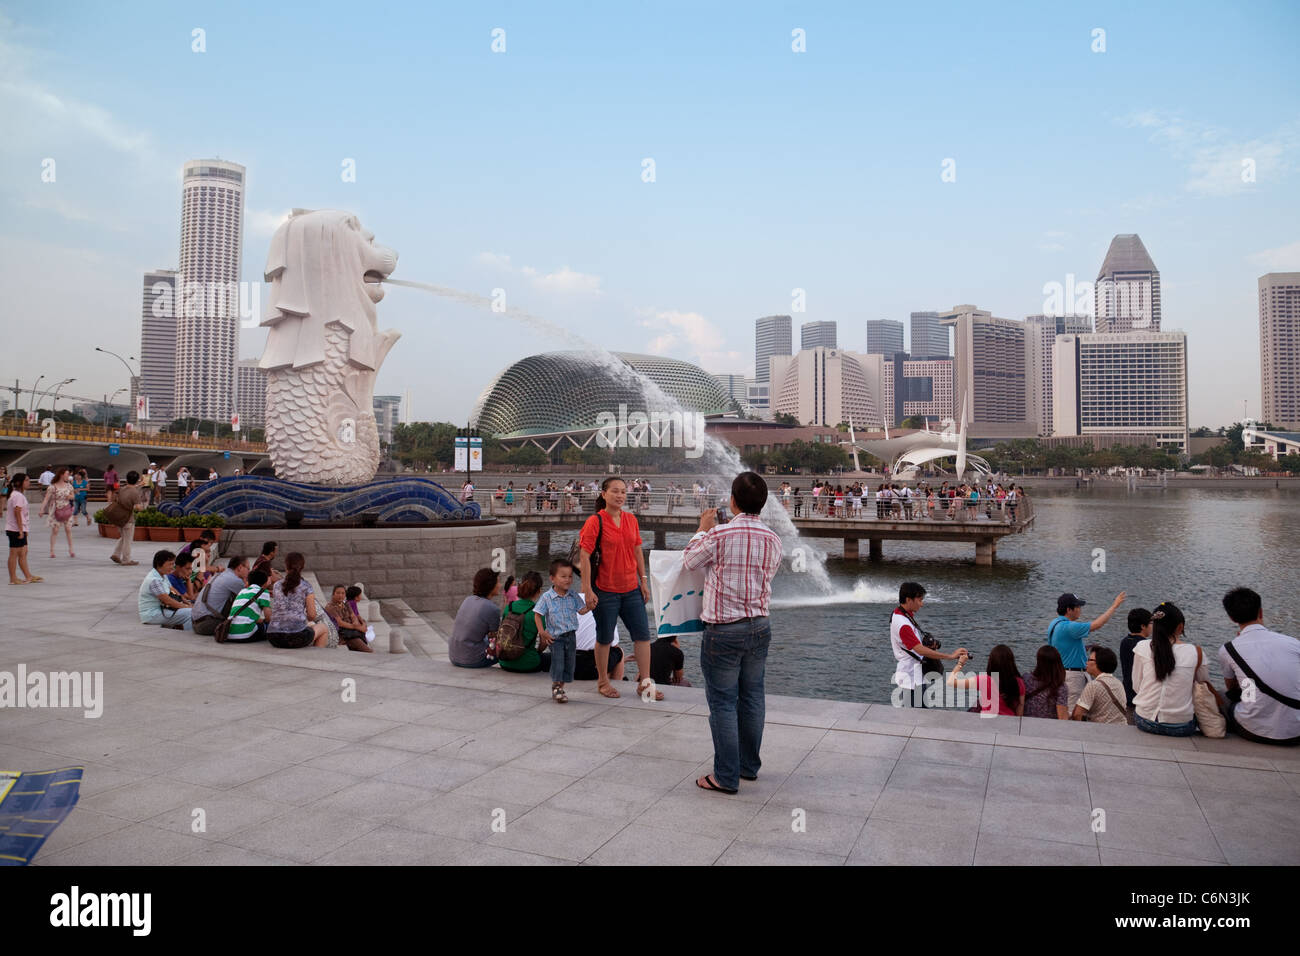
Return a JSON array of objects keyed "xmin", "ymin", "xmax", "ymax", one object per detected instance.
[
  {"xmin": 0, "ymin": 420, "xmax": 270, "ymax": 477},
  {"xmin": 484, "ymin": 490, "xmax": 1035, "ymax": 565}
]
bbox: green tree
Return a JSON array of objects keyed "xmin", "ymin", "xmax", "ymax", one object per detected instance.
[{"xmin": 773, "ymin": 412, "xmax": 799, "ymax": 426}]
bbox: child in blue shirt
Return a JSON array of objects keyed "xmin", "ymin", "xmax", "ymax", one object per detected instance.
[{"xmin": 533, "ymin": 558, "xmax": 589, "ymax": 703}]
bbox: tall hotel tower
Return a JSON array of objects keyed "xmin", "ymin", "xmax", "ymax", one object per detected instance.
[
  {"xmin": 174, "ymin": 159, "xmax": 246, "ymax": 422},
  {"xmin": 1095, "ymin": 234, "xmax": 1161, "ymax": 334},
  {"xmin": 138, "ymin": 269, "xmax": 178, "ymax": 426},
  {"xmin": 1259, "ymin": 273, "xmax": 1300, "ymax": 429}
]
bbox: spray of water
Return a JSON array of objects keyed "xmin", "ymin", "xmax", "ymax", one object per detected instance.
[{"xmin": 385, "ymin": 277, "xmax": 833, "ymax": 592}]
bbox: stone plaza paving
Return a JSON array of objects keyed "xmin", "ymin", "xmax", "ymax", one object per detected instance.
[{"xmin": 4, "ymin": 531, "xmax": 1299, "ymax": 866}]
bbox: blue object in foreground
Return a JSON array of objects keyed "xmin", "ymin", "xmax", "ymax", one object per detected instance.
[
  {"xmin": 0, "ymin": 766, "xmax": 84, "ymax": 865},
  {"xmin": 159, "ymin": 475, "xmax": 481, "ymax": 524}
]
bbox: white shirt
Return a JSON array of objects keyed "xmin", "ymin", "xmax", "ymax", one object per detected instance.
[
  {"xmin": 1131, "ymin": 641, "xmax": 1209, "ymax": 724},
  {"xmin": 155, "ymin": 469, "xmax": 168, "ymax": 486},
  {"xmin": 177, "ymin": 471, "xmax": 189, "ymax": 487},
  {"xmin": 1218, "ymin": 623, "xmax": 1300, "ymax": 742},
  {"xmin": 39, "ymin": 470, "xmax": 55, "ymax": 486},
  {"xmin": 574, "ymin": 593, "xmax": 614, "ymax": 651}
]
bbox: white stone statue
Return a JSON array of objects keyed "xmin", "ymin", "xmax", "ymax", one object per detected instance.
[{"xmin": 259, "ymin": 209, "xmax": 399, "ymax": 484}]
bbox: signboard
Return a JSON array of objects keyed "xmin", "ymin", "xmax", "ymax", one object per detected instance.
[
  {"xmin": 223, "ymin": 451, "xmax": 231, "ymax": 460},
  {"xmin": 136, "ymin": 396, "xmax": 149, "ymax": 421},
  {"xmin": 108, "ymin": 444, "xmax": 120, "ymax": 456},
  {"xmin": 469, "ymin": 436, "xmax": 483, "ymax": 472},
  {"xmin": 25, "ymin": 411, "xmax": 37, "ymax": 425},
  {"xmin": 454, "ymin": 435, "xmax": 468, "ymax": 471},
  {"xmin": 231, "ymin": 412, "xmax": 241, "ymax": 433},
  {"xmin": 192, "ymin": 430, "xmax": 200, "ymax": 439}
]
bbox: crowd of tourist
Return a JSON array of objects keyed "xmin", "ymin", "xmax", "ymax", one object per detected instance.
[
  {"xmin": 777, "ymin": 478, "xmax": 1023, "ymax": 521},
  {"xmin": 889, "ymin": 583, "xmax": 1299, "ymax": 745}
]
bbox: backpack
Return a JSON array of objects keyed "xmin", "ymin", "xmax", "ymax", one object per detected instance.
[
  {"xmin": 567, "ymin": 510, "xmax": 605, "ymax": 587},
  {"xmin": 215, "ymin": 585, "xmax": 267, "ymax": 644},
  {"xmin": 489, "ymin": 603, "xmax": 527, "ymax": 661}
]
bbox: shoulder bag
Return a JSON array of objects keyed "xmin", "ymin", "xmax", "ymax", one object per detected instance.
[
  {"xmin": 1223, "ymin": 639, "xmax": 1300, "ymax": 710},
  {"xmin": 215, "ymin": 586, "xmax": 267, "ymax": 644},
  {"xmin": 1192, "ymin": 645, "xmax": 1226, "ymax": 738},
  {"xmin": 568, "ymin": 511, "xmax": 604, "ymax": 588}
]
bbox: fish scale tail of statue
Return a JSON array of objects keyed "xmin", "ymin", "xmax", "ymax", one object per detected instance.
[{"xmin": 258, "ymin": 209, "xmax": 401, "ymax": 485}]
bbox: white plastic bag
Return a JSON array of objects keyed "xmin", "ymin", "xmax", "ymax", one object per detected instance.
[{"xmin": 649, "ymin": 550, "xmax": 707, "ymax": 639}]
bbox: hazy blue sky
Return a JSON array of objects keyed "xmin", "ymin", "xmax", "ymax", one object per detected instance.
[{"xmin": 2, "ymin": 1, "xmax": 1297, "ymax": 427}]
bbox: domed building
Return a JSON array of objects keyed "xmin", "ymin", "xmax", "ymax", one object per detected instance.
[{"xmin": 470, "ymin": 351, "xmax": 741, "ymax": 439}]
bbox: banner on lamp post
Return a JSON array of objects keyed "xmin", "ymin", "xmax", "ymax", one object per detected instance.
[
  {"xmin": 231, "ymin": 412, "xmax": 241, "ymax": 433},
  {"xmin": 454, "ymin": 435, "xmax": 468, "ymax": 472},
  {"xmin": 136, "ymin": 396, "xmax": 149, "ymax": 421},
  {"xmin": 469, "ymin": 436, "xmax": 483, "ymax": 472}
]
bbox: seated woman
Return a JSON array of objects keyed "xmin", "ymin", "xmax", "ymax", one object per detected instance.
[
  {"xmin": 449, "ymin": 568, "xmax": 501, "ymax": 668},
  {"xmin": 1021, "ymin": 645, "xmax": 1069, "ymax": 719},
  {"xmin": 324, "ymin": 584, "xmax": 374, "ymax": 653},
  {"xmin": 947, "ymin": 644, "xmax": 1025, "ymax": 716},
  {"xmin": 498, "ymin": 571, "xmax": 550, "ymax": 674},
  {"xmin": 223, "ymin": 568, "xmax": 273, "ymax": 643},
  {"xmin": 1131, "ymin": 602, "xmax": 1211, "ymax": 737},
  {"xmin": 138, "ymin": 550, "xmax": 194, "ymax": 629},
  {"xmin": 265, "ymin": 552, "xmax": 328, "ymax": 648},
  {"xmin": 168, "ymin": 550, "xmax": 201, "ymax": 603}
]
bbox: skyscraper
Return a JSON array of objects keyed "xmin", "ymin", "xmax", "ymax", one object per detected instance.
[
  {"xmin": 139, "ymin": 269, "xmax": 177, "ymax": 427},
  {"xmin": 800, "ymin": 321, "xmax": 837, "ymax": 350},
  {"xmin": 235, "ymin": 358, "xmax": 268, "ymax": 429},
  {"xmin": 754, "ymin": 315, "xmax": 792, "ymax": 384},
  {"xmin": 770, "ymin": 348, "xmax": 881, "ymax": 427},
  {"xmin": 866, "ymin": 319, "xmax": 905, "ymax": 356},
  {"xmin": 880, "ymin": 357, "xmax": 954, "ymax": 428},
  {"xmin": 1053, "ymin": 331, "xmax": 1189, "ymax": 452},
  {"xmin": 1095, "ymin": 234, "xmax": 1161, "ymax": 334},
  {"xmin": 1259, "ymin": 273, "xmax": 1300, "ymax": 429},
  {"xmin": 1025, "ymin": 314, "xmax": 1093, "ymax": 435},
  {"xmin": 909, "ymin": 311, "xmax": 949, "ymax": 359},
  {"xmin": 373, "ymin": 394, "xmax": 402, "ymax": 446},
  {"xmin": 174, "ymin": 158, "xmax": 246, "ymax": 422},
  {"xmin": 940, "ymin": 305, "xmax": 1033, "ymax": 438}
]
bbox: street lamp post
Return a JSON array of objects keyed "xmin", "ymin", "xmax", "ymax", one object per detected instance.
[
  {"xmin": 28, "ymin": 375, "xmax": 44, "ymax": 419},
  {"xmin": 94, "ymin": 348, "xmax": 138, "ymax": 422},
  {"xmin": 49, "ymin": 379, "xmax": 75, "ymax": 414}
]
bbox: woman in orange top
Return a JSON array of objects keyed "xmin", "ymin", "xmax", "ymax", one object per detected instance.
[{"xmin": 578, "ymin": 477, "xmax": 661, "ymax": 701}]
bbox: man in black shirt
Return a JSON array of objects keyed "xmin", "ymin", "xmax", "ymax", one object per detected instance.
[
  {"xmin": 650, "ymin": 635, "xmax": 690, "ymax": 686},
  {"xmin": 1119, "ymin": 607, "xmax": 1152, "ymax": 707}
]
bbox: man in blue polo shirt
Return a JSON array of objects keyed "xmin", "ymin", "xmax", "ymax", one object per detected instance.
[{"xmin": 1049, "ymin": 590, "xmax": 1126, "ymax": 711}]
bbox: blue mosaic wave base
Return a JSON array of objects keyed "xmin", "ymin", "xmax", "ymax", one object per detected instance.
[{"xmin": 159, "ymin": 476, "xmax": 482, "ymax": 524}]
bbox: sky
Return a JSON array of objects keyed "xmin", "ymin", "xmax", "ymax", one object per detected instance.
[{"xmin": 1, "ymin": 1, "xmax": 1297, "ymax": 428}]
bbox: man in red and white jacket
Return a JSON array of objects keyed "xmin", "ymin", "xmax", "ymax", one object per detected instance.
[
  {"xmin": 892, "ymin": 581, "xmax": 967, "ymax": 708},
  {"xmin": 683, "ymin": 472, "xmax": 782, "ymax": 795}
]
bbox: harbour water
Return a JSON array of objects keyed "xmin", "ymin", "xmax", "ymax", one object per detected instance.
[{"xmin": 513, "ymin": 485, "xmax": 1300, "ymax": 703}]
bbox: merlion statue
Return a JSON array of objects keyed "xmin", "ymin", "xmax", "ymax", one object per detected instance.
[{"xmin": 259, "ymin": 209, "xmax": 399, "ymax": 484}]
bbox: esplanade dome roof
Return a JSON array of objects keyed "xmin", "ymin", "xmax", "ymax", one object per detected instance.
[{"xmin": 470, "ymin": 351, "xmax": 741, "ymax": 438}]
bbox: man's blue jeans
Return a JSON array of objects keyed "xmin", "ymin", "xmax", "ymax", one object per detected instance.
[{"xmin": 700, "ymin": 617, "xmax": 770, "ymax": 790}]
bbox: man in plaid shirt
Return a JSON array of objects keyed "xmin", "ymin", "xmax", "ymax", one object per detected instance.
[{"xmin": 683, "ymin": 471, "xmax": 783, "ymax": 794}]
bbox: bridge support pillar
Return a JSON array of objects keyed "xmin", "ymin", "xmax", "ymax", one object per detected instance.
[
  {"xmin": 654, "ymin": 530, "xmax": 667, "ymax": 550},
  {"xmin": 975, "ymin": 538, "xmax": 996, "ymax": 566},
  {"xmin": 843, "ymin": 537, "xmax": 859, "ymax": 561},
  {"xmin": 536, "ymin": 530, "xmax": 551, "ymax": 555},
  {"xmin": 868, "ymin": 538, "xmax": 882, "ymax": 562}
]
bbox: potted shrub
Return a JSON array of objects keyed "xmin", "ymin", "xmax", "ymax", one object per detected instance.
[
  {"xmin": 181, "ymin": 514, "xmax": 206, "ymax": 542},
  {"xmin": 93, "ymin": 508, "xmax": 120, "ymax": 539},
  {"xmin": 154, "ymin": 514, "xmax": 183, "ymax": 542},
  {"xmin": 132, "ymin": 508, "xmax": 152, "ymax": 540}
]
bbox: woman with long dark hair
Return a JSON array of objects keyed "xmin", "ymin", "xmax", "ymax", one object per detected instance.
[
  {"xmin": 1131, "ymin": 602, "xmax": 1210, "ymax": 736},
  {"xmin": 948, "ymin": 644, "xmax": 1025, "ymax": 715},
  {"xmin": 578, "ymin": 476, "xmax": 660, "ymax": 701},
  {"xmin": 39, "ymin": 467, "xmax": 77, "ymax": 559},
  {"xmin": 1022, "ymin": 645, "xmax": 1069, "ymax": 719},
  {"xmin": 266, "ymin": 552, "xmax": 329, "ymax": 648}
]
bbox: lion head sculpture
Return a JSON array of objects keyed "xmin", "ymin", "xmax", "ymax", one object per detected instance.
[{"xmin": 258, "ymin": 209, "xmax": 400, "ymax": 484}]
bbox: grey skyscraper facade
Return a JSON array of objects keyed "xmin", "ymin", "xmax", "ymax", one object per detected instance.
[
  {"xmin": 1095, "ymin": 234, "xmax": 1161, "ymax": 334},
  {"xmin": 754, "ymin": 315, "xmax": 792, "ymax": 384},
  {"xmin": 866, "ymin": 319, "xmax": 905, "ymax": 356},
  {"xmin": 1259, "ymin": 273, "xmax": 1300, "ymax": 429},
  {"xmin": 139, "ymin": 269, "xmax": 177, "ymax": 426},
  {"xmin": 800, "ymin": 321, "xmax": 837, "ymax": 350},
  {"xmin": 909, "ymin": 311, "xmax": 949, "ymax": 359},
  {"xmin": 1026, "ymin": 313, "xmax": 1093, "ymax": 435},
  {"xmin": 174, "ymin": 159, "xmax": 245, "ymax": 422}
]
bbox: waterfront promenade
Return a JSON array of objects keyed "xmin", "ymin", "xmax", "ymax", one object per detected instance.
[{"xmin": 4, "ymin": 532, "xmax": 1298, "ymax": 866}]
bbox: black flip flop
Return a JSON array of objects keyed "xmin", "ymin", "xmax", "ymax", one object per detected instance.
[
  {"xmin": 695, "ymin": 775, "xmax": 738, "ymax": 795},
  {"xmin": 740, "ymin": 774, "xmax": 757, "ymax": 781}
]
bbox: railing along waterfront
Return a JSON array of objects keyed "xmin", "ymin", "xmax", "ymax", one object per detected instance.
[
  {"xmin": 0, "ymin": 420, "xmax": 267, "ymax": 453},
  {"xmin": 482, "ymin": 488, "xmax": 1034, "ymax": 527}
]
